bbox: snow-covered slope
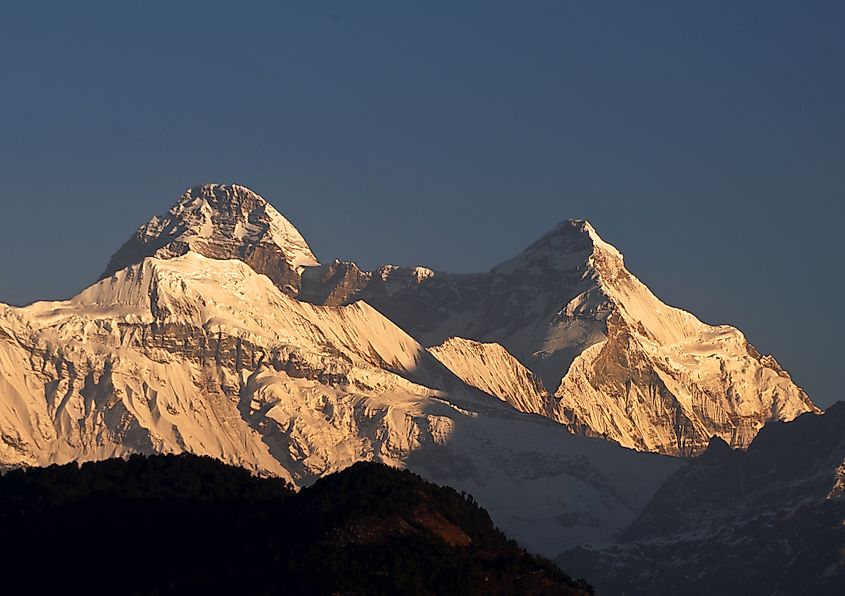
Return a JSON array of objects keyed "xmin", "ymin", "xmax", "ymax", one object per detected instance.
[
  {"xmin": 301, "ymin": 219, "xmax": 818, "ymax": 455},
  {"xmin": 0, "ymin": 251, "xmax": 678, "ymax": 555},
  {"xmin": 103, "ymin": 184, "xmax": 319, "ymax": 295},
  {"xmin": 429, "ymin": 337, "xmax": 552, "ymax": 416}
]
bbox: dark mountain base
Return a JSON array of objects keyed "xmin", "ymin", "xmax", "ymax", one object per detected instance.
[
  {"xmin": 557, "ymin": 405, "xmax": 845, "ymax": 596},
  {"xmin": 0, "ymin": 454, "xmax": 591, "ymax": 595}
]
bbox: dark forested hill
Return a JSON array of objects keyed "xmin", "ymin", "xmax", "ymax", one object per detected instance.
[{"xmin": 0, "ymin": 454, "xmax": 591, "ymax": 595}]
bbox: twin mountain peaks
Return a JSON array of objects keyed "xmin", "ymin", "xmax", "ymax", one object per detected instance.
[
  {"xmin": 0, "ymin": 183, "xmax": 819, "ymax": 557},
  {"xmin": 101, "ymin": 182, "xmax": 816, "ymax": 454}
]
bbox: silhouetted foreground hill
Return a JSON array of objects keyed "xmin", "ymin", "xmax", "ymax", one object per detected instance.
[{"xmin": 0, "ymin": 454, "xmax": 591, "ymax": 595}]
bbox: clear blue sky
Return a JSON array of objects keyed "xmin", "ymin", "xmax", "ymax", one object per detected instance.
[{"xmin": 0, "ymin": 1, "xmax": 842, "ymax": 407}]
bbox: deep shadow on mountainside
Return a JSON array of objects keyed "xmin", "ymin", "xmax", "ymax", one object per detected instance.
[
  {"xmin": 557, "ymin": 403, "xmax": 845, "ymax": 596},
  {"xmin": 0, "ymin": 454, "xmax": 591, "ymax": 596}
]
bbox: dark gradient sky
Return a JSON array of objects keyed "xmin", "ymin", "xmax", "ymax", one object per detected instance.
[{"xmin": 0, "ymin": 1, "xmax": 842, "ymax": 406}]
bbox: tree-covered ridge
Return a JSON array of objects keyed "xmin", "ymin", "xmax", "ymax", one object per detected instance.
[
  {"xmin": 0, "ymin": 454, "xmax": 591, "ymax": 595},
  {"xmin": 0, "ymin": 452, "xmax": 294, "ymax": 514}
]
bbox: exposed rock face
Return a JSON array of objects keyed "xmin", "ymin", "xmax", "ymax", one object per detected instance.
[
  {"xmin": 557, "ymin": 404, "xmax": 845, "ymax": 595},
  {"xmin": 0, "ymin": 252, "xmax": 679, "ymax": 556},
  {"xmin": 299, "ymin": 259, "xmax": 373, "ymax": 305},
  {"xmin": 103, "ymin": 184, "xmax": 319, "ymax": 295},
  {"xmin": 301, "ymin": 220, "xmax": 818, "ymax": 456}
]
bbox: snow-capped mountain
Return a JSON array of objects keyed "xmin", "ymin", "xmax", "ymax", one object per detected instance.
[
  {"xmin": 0, "ymin": 183, "xmax": 818, "ymax": 555},
  {"xmin": 300, "ymin": 219, "xmax": 818, "ymax": 455},
  {"xmin": 0, "ymin": 186, "xmax": 683, "ymax": 555},
  {"xmin": 557, "ymin": 403, "xmax": 845, "ymax": 595}
]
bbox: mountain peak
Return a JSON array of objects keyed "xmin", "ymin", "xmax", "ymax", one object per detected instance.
[
  {"xmin": 181, "ymin": 183, "xmax": 269, "ymax": 215},
  {"xmin": 543, "ymin": 219, "xmax": 624, "ymax": 262},
  {"xmin": 102, "ymin": 183, "xmax": 318, "ymax": 295},
  {"xmin": 491, "ymin": 218, "xmax": 623, "ymax": 275}
]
